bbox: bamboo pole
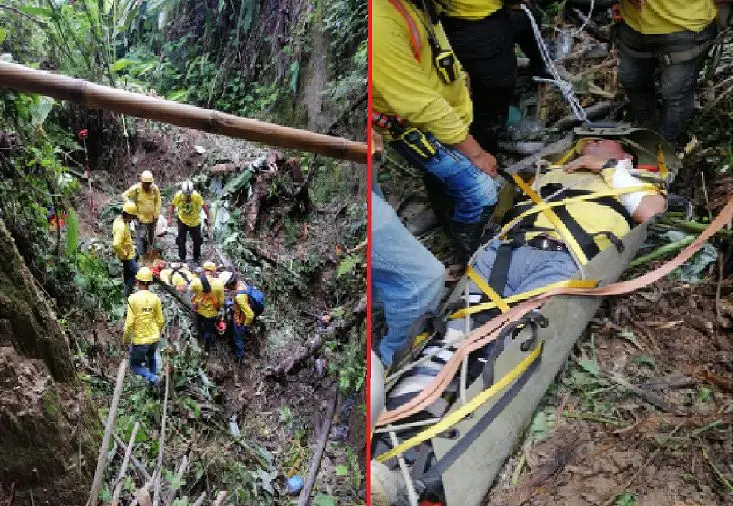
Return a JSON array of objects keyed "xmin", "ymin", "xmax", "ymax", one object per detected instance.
[
  {"xmin": 297, "ymin": 395, "xmax": 338, "ymax": 506},
  {"xmin": 110, "ymin": 421, "xmax": 140, "ymax": 505},
  {"xmin": 0, "ymin": 62, "xmax": 367, "ymax": 163},
  {"xmin": 88, "ymin": 360, "xmax": 127, "ymax": 506}
]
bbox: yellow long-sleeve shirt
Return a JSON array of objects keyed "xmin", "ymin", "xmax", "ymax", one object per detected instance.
[
  {"xmin": 373, "ymin": 0, "xmax": 473, "ymax": 145},
  {"xmin": 123, "ymin": 183, "xmax": 162, "ymax": 224},
  {"xmin": 112, "ymin": 216, "xmax": 135, "ymax": 260},
  {"xmin": 229, "ymin": 283, "xmax": 255, "ymax": 327},
  {"xmin": 190, "ymin": 275, "xmax": 225, "ymax": 318},
  {"xmin": 442, "ymin": 0, "xmax": 503, "ymax": 20},
  {"xmin": 620, "ymin": 0, "xmax": 716, "ymax": 34},
  {"xmin": 172, "ymin": 191, "xmax": 205, "ymax": 227},
  {"xmin": 123, "ymin": 290, "xmax": 164, "ymax": 345}
]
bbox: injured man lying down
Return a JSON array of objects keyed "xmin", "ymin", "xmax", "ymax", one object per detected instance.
[
  {"xmin": 382, "ymin": 137, "xmax": 667, "ymax": 414},
  {"xmin": 464, "ymin": 137, "xmax": 667, "ymax": 326}
]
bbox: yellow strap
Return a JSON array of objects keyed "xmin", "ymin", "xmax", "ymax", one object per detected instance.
[
  {"xmin": 449, "ymin": 278, "xmax": 597, "ymax": 319},
  {"xmin": 511, "ymin": 175, "xmax": 590, "ymax": 265},
  {"xmin": 376, "ymin": 341, "xmax": 544, "ymax": 463},
  {"xmin": 466, "ymin": 266, "xmax": 510, "ymax": 313},
  {"xmin": 411, "ymin": 331, "xmax": 430, "ymax": 351},
  {"xmin": 657, "ymin": 144, "xmax": 668, "ymax": 181},
  {"xmin": 498, "ymin": 184, "xmax": 663, "ymax": 241}
]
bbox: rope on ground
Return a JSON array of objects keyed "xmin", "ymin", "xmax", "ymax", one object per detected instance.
[
  {"xmin": 88, "ymin": 360, "xmax": 128, "ymax": 506},
  {"xmin": 521, "ymin": 4, "xmax": 588, "ymax": 123}
]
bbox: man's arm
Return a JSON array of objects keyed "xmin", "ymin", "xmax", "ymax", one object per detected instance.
[
  {"xmin": 122, "ymin": 300, "xmax": 134, "ymax": 344},
  {"xmin": 631, "ymin": 194, "xmax": 666, "ymax": 223},
  {"xmin": 154, "ymin": 186, "xmax": 162, "ymax": 218},
  {"xmin": 122, "ymin": 184, "xmax": 135, "ymax": 201},
  {"xmin": 112, "ymin": 222, "xmax": 127, "ymax": 258},
  {"xmin": 237, "ymin": 294, "xmax": 255, "ymax": 326}
]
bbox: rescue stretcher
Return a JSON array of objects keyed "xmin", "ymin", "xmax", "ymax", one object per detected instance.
[{"xmin": 371, "ymin": 126, "xmax": 681, "ymax": 506}]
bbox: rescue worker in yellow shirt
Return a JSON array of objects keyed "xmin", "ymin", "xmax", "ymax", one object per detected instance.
[
  {"xmin": 189, "ymin": 261, "xmax": 225, "ymax": 353},
  {"xmin": 616, "ymin": 0, "xmax": 717, "ymax": 141},
  {"xmin": 441, "ymin": 0, "xmax": 517, "ymax": 154},
  {"xmin": 123, "ymin": 170, "xmax": 162, "ymax": 257},
  {"xmin": 122, "ymin": 267, "xmax": 165, "ymax": 386},
  {"xmin": 223, "ymin": 273, "xmax": 255, "ymax": 361},
  {"xmin": 373, "ymin": 0, "xmax": 500, "ymax": 262},
  {"xmin": 113, "ymin": 200, "xmax": 139, "ymax": 297},
  {"xmin": 167, "ymin": 181, "xmax": 210, "ymax": 264}
]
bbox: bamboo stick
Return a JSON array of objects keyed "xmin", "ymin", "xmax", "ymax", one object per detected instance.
[
  {"xmin": 110, "ymin": 421, "xmax": 140, "ymax": 506},
  {"xmin": 0, "ymin": 62, "xmax": 367, "ymax": 163},
  {"xmin": 629, "ymin": 236, "xmax": 696, "ymax": 268},
  {"xmin": 152, "ymin": 372, "xmax": 171, "ymax": 506},
  {"xmin": 190, "ymin": 492, "xmax": 207, "ymax": 506},
  {"xmin": 88, "ymin": 360, "xmax": 127, "ymax": 506},
  {"xmin": 163, "ymin": 455, "xmax": 189, "ymax": 506}
]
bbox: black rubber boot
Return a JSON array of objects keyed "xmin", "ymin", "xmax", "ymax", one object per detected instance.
[{"xmin": 449, "ymin": 207, "xmax": 494, "ymax": 264}]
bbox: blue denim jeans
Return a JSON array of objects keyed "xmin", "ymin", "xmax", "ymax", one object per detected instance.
[
  {"xmin": 471, "ymin": 240, "xmax": 578, "ymax": 297},
  {"xmin": 122, "ymin": 259, "xmax": 139, "ymax": 297},
  {"xmin": 232, "ymin": 324, "xmax": 247, "ymax": 360},
  {"xmin": 617, "ymin": 22, "xmax": 716, "ymax": 141},
  {"xmin": 372, "ymin": 192, "xmax": 446, "ymax": 367},
  {"xmin": 129, "ymin": 342, "xmax": 159, "ymax": 385},
  {"xmin": 391, "ymin": 135, "xmax": 499, "ymax": 223}
]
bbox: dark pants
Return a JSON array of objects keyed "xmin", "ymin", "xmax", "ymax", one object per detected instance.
[
  {"xmin": 122, "ymin": 258, "xmax": 139, "ymax": 297},
  {"xmin": 196, "ymin": 315, "xmax": 216, "ymax": 352},
  {"xmin": 177, "ymin": 219, "xmax": 203, "ymax": 262},
  {"xmin": 617, "ymin": 22, "xmax": 716, "ymax": 141},
  {"xmin": 232, "ymin": 324, "xmax": 248, "ymax": 360},
  {"xmin": 136, "ymin": 221, "xmax": 156, "ymax": 256},
  {"xmin": 442, "ymin": 10, "xmax": 518, "ymax": 153},
  {"xmin": 509, "ymin": 6, "xmax": 546, "ymax": 77},
  {"xmin": 129, "ymin": 342, "xmax": 159, "ymax": 385}
]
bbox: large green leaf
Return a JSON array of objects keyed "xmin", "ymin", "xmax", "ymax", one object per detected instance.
[
  {"xmin": 19, "ymin": 6, "xmax": 52, "ymax": 16},
  {"xmin": 0, "ymin": 28, "xmax": 7, "ymax": 45}
]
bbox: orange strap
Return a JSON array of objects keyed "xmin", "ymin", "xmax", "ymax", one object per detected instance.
[
  {"xmin": 387, "ymin": 0, "xmax": 422, "ymax": 61},
  {"xmin": 376, "ymin": 197, "xmax": 733, "ymax": 426}
]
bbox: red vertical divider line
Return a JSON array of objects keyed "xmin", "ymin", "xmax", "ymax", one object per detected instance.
[{"xmin": 365, "ymin": 0, "xmax": 374, "ymax": 501}]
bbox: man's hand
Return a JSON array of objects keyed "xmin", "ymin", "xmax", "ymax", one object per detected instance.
[
  {"xmin": 453, "ymin": 134, "xmax": 498, "ymax": 177},
  {"xmin": 564, "ymin": 155, "xmax": 609, "ymax": 173}
]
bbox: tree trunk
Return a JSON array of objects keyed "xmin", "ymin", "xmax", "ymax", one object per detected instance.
[{"xmin": 0, "ymin": 217, "xmax": 96, "ymax": 504}]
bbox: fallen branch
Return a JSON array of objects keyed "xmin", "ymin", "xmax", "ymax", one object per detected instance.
[
  {"xmin": 112, "ymin": 432, "xmax": 152, "ymax": 482},
  {"xmin": 212, "ymin": 491, "xmax": 228, "ymax": 506},
  {"xmin": 265, "ymin": 333, "xmax": 324, "ymax": 377},
  {"xmin": 163, "ymin": 455, "xmax": 189, "ymax": 506},
  {"xmin": 111, "ymin": 421, "xmax": 140, "ymax": 506},
  {"xmin": 659, "ymin": 217, "xmax": 733, "ymax": 237},
  {"xmin": 190, "ymin": 492, "xmax": 207, "ymax": 506},
  {"xmin": 552, "ymin": 101, "xmax": 613, "ymax": 131},
  {"xmin": 702, "ymin": 447, "xmax": 733, "ymax": 494},
  {"xmin": 297, "ymin": 394, "xmax": 338, "ymax": 506},
  {"xmin": 88, "ymin": 360, "xmax": 127, "ymax": 506},
  {"xmin": 607, "ymin": 372, "xmax": 683, "ymax": 414}
]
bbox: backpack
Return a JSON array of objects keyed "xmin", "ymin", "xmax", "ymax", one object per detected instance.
[{"xmin": 238, "ymin": 285, "xmax": 265, "ymax": 317}]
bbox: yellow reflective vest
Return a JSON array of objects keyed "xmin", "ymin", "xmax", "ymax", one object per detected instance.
[
  {"xmin": 123, "ymin": 290, "xmax": 164, "ymax": 345},
  {"xmin": 112, "ymin": 216, "xmax": 135, "ymax": 260},
  {"xmin": 172, "ymin": 191, "xmax": 205, "ymax": 227},
  {"xmin": 373, "ymin": 0, "xmax": 472, "ymax": 145},
  {"xmin": 620, "ymin": 0, "xmax": 716, "ymax": 34},
  {"xmin": 123, "ymin": 183, "xmax": 162, "ymax": 224},
  {"xmin": 190, "ymin": 275, "xmax": 225, "ymax": 318}
]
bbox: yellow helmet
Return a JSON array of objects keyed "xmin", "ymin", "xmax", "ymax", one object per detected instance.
[
  {"xmin": 203, "ymin": 261, "xmax": 217, "ymax": 272},
  {"xmin": 122, "ymin": 200, "xmax": 138, "ymax": 215},
  {"xmin": 135, "ymin": 267, "xmax": 153, "ymax": 282},
  {"xmin": 140, "ymin": 170, "xmax": 154, "ymax": 183}
]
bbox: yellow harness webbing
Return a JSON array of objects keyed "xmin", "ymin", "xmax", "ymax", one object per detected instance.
[
  {"xmin": 450, "ymin": 278, "xmax": 597, "ymax": 319},
  {"xmin": 466, "ymin": 266, "xmax": 510, "ymax": 313},
  {"xmin": 498, "ymin": 184, "xmax": 664, "ymax": 241},
  {"xmin": 376, "ymin": 341, "xmax": 544, "ymax": 462},
  {"xmin": 510, "ymin": 174, "xmax": 591, "ymax": 265}
]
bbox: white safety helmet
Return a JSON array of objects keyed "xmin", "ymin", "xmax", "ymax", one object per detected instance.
[{"xmin": 182, "ymin": 181, "xmax": 194, "ymax": 195}]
